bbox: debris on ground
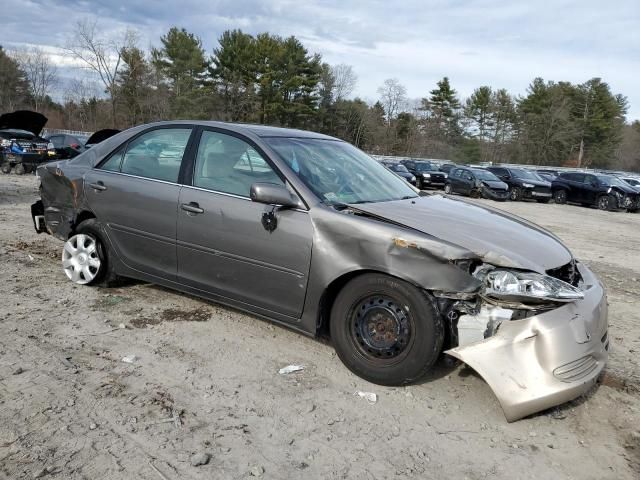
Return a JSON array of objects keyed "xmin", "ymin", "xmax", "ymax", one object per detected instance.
[
  {"xmin": 354, "ymin": 391, "xmax": 378, "ymax": 404},
  {"xmin": 278, "ymin": 364, "xmax": 304, "ymax": 374},
  {"xmin": 121, "ymin": 355, "xmax": 138, "ymax": 364},
  {"xmin": 190, "ymin": 452, "xmax": 210, "ymax": 467},
  {"xmin": 250, "ymin": 465, "xmax": 265, "ymax": 476}
]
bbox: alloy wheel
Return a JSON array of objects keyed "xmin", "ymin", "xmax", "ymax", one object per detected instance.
[
  {"xmin": 597, "ymin": 196, "xmax": 610, "ymax": 211},
  {"xmin": 62, "ymin": 233, "xmax": 102, "ymax": 284}
]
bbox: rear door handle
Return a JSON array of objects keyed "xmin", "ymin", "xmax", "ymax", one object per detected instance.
[
  {"xmin": 181, "ymin": 202, "xmax": 204, "ymax": 214},
  {"xmin": 89, "ymin": 181, "xmax": 107, "ymax": 191}
]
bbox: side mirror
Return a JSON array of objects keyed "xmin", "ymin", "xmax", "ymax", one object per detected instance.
[{"xmin": 250, "ymin": 183, "xmax": 298, "ymax": 208}]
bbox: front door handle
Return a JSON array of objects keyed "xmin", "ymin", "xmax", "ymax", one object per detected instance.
[
  {"xmin": 181, "ymin": 202, "xmax": 204, "ymax": 214},
  {"xmin": 89, "ymin": 181, "xmax": 107, "ymax": 191}
]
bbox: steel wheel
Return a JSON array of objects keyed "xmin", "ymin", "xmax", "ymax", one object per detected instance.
[
  {"xmin": 350, "ymin": 295, "xmax": 412, "ymax": 362},
  {"xmin": 62, "ymin": 233, "xmax": 102, "ymax": 284},
  {"xmin": 509, "ymin": 187, "xmax": 521, "ymax": 201}
]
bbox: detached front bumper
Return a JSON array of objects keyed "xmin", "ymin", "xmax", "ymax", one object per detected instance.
[{"xmin": 447, "ymin": 262, "xmax": 608, "ymax": 422}]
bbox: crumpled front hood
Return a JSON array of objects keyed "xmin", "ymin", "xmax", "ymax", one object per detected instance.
[
  {"xmin": 482, "ymin": 180, "xmax": 508, "ymax": 190},
  {"xmin": 349, "ymin": 194, "xmax": 572, "ymax": 272}
]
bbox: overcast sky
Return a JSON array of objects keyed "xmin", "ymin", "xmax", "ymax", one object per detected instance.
[{"xmin": 3, "ymin": 0, "xmax": 639, "ymax": 119}]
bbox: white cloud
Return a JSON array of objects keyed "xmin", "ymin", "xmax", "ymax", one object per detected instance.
[{"xmin": 2, "ymin": 0, "xmax": 638, "ymax": 119}]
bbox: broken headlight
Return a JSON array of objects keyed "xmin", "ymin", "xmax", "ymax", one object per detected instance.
[{"xmin": 484, "ymin": 269, "xmax": 583, "ymax": 303}]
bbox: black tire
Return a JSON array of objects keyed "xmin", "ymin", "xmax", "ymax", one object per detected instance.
[
  {"xmin": 509, "ymin": 187, "xmax": 522, "ymax": 201},
  {"xmin": 536, "ymin": 198, "xmax": 550, "ymax": 204},
  {"xmin": 416, "ymin": 177, "xmax": 423, "ymax": 190},
  {"xmin": 14, "ymin": 163, "xmax": 25, "ymax": 175},
  {"xmin": 74, "ymin": 219, "xmax": 119, "ymax": 287},
  {"xmin": 597, "ymin": 194, "xmax": 613, "ymax": 211},
  {"xmin": 330, "ymin": 273, "xmax": 444, "ymax": 386},
  {"xmin": 1, "ymin": 163, "xmax": 12, "ymax": 174},
  {"xmin": 553, "ymin": 189, "xmax": 567, "ymax": 204}
]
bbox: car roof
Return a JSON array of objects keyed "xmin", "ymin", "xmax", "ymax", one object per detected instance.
[{"xmin": 142, "ymin": 120, "xmax": 339, "ymax": 141}]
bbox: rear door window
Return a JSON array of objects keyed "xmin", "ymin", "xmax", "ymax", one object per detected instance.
[{"xmin": 119, "ymin": 128, "xmax": 191, "ymax": 183}]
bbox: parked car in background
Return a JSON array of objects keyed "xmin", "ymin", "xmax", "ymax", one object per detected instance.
[
  {"xmin": 552, "ymin": 172, "xmax": 639, "ymax": 212},
  {"xmin": 0, "ymin": 110, "xmax": 56, "ymax": 174},
  {"xmin": 486, "ymin": 166, "xmax": 552, "ymax": 202},
  {"xmin": 48, "ymin": 134, "xmax": 88, "ymax": 160},
  {"xmin": 620, "ymin": 177, "xmax": 640, "ymax": 189},
  {"xmin": 400, "ymin": 159, "xmax": 447, "ymax": 189},
  {"xmin": 381, "ymin": 161, "xmax": 417, "ymax": 185},
  {"xmin": 31, "ymin": 120, "xmax": 608, "ymax": 422},
  {"xmin": 536, "ymin": 171, "xmax": 557, "ymax": 183},
  {"xmin": 439, "ymin": 163, "xmax": 456, "ymax": 174},
  {"xmin": 84, "ymin": 129, "xmax": 120, "ymax": 148},
  {"xmin": 444, "ymin": 167, "xmax": 509, "ymax": 201}
]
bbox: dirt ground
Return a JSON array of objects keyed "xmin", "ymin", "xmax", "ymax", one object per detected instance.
[{"xmin": 1, "ymin": 173, "xmax": 639, "ymax": 480}]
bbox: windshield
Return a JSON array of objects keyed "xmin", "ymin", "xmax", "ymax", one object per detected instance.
[
  {"xmin": 266, "ymin": 138, "xmax": 418, "ymax": 205},
  {"xmin": 624, "ymin": 178, "xmax": 640, "ymax": 186},
  {"xmin": 510, "ymin": 168, "xmax": 538, "ymax": 180},
  {"xmin": 415, "ymin": 162, "xmax": 437, "ymax": 172},
  {"xmin": 389, "ymin": 164, "xmax": 410, "ymax": 173},
  {"xmin": 472, "ymin": 169, "xmax": 500, "ymax": 181},
  {"xmin": 598, "ymin": 175, "xmax": 627, "ymax": 187}
]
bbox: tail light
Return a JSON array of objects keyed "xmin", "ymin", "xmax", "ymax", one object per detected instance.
[{"xmin": 71, "ymin": 143, "xmax": 80, "ymax": 149}]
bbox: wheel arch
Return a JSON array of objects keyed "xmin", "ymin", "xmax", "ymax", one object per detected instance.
[
  {"xmin": 315, "ymin": 268, "xmax": 433, "ymax": 339},
  {"xmin": 70, "ymin": 210, "xmax": 97, "ymax": 237}
]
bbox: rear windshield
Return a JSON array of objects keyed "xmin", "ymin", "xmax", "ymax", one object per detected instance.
[
  {"xmin": 510, "ymin": 168, "xmax": 537, "ymax": 180},
  {"xmin": 414, "ymin": 162, "xmax": 438, "ymax": 172}
]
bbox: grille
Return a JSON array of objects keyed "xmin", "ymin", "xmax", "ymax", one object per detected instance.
[
  {"xmin": 547, "ymin": 260, "xmax": 581, "ymax": 287},
  {"xmin": 553, "ymin": 355, "xmax": 598, "ymax": 382}
]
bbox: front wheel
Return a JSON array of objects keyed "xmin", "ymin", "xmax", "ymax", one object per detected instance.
[
  {"xmin": 330, "ymin": 273, "xmax": 444, "ymax": 386},
  {"xmin": 597, "ymin": 194, "xmax": 614, "ymax": 211},
  {"xmin": 14, "ymin": 163, "xmax": 25, "ymax": 175},
  {"xmin": 509, "ymin": 187, "xmax": 522, "ymax": 201},
  {"xmin": 444, "ymin": 184, "xmax": 452, "ymax": 194},
  {"xmin": 1, "ymin": 163, "xmax": 12, "ymax": 174}
]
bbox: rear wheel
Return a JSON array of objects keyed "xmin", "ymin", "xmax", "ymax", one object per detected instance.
[
  {"xmin": 509, "ymin": 187, "xmax": 522, "ymax": 201},
  {"xmin": 14, "ymin": 163, "xmax": 25, "ymax": 175},
  {"xmin": 62, "ymin": 219, "xmax": 118, "ymax": 286},
  {"xmin": 553, "ymin": 189, "xmax": 567, "ymax": 204},
  {"xmin": 330, "ymin": 273, "xmax": 443, "ymax": 386},
  {"xmin": 1, "ymin": 163, "xmax": 12, "ymax": 174}
]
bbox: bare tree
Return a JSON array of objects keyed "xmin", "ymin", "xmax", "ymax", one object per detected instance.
[
  {"xmin": 331, "ymin": 64, "xmax": 357, "ymax": 101},
  {"xmin": 377, "ymin": 78, "xmax": 407, "ymax": 125},
  {"xmin": 12, "ymin": 47, "xmax": 58, "ymax": 111},
  {"xmin": 64, "ymin": 18, "xmax": 136, "ymax": 126}
]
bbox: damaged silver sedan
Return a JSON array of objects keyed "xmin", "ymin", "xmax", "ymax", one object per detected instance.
[{"xmin": 31, "ymin": 121, "xmax": 609, "ymax": 421}]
